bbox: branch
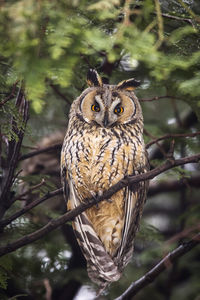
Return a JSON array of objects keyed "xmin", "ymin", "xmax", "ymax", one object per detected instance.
[
  {"xmin": 151, "ymin": 11, "xmax": 196, "ymax": 27},
  {"xmin": 148, "ymin": 174, "xmax": 200, "ymax": 196},
  {"xmin": 115, "ymin": 233, "xmax": 200, "ymax": 300},
  {"xmin": 161, "ymin": 12, "xmax": 193, "ymax": 24},
  {"xmin": 0, "ymin": 80, "xmax": 19, "ymax": 108},
  {"xmin": 154, "ymin": 0, "xmax": 164, "ymax": 48},
  {"xmin": 0, "ymin": 153, "xmax": 199, "ymax": 257},
  {"xmin": 13, "ymin": 179, "xmax": 46, "ymax": 201},
  {"xmin": 177, "ymin": 0, "xmax": 200, "ymax": 23},
  {"xmin": 144, "ymin": 128, "xmax": 168, "ymax": 158},
  {"xmin": 0, "ymin": 198, "xmax": 93, "ymax": 257},
  {"xmin": 50, "ymin": 83, "xmax": 71, "ymax": 106},
  {"xmin": 131, "ymin": 8, "xmax": 195, "ymax": 26},
  {"xmin": 19, "ymin": 143, "xmax": 62, "ymax": 161},
  {"xmin": 165, "ymin": 224, "xmax": 200, "ymax": 246},
  {"xmin": 149, "ymin": 111, "xmax": 198, "ymax": 161},
  {"xmin": 2, "ymin": 172, "xmax": 199, "ymax": 229},
  {"xmin": 146, "ymin": 131, "xmax": 200, "ymax": 149},
  {"xmin": 0, "ymin": 89, "xmax": 29, "ymax": 220},
  {"xmin": 0, "ymin": 188, "xmax": 62, "ymax": 228},
  {"xmin": 140, "ymin": 95, "xmax": 182, "ymax": 102}
]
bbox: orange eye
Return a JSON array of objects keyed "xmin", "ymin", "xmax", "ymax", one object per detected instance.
[
  {"xmin": 114, "ymin": 105, "xmax": 124, "ymax": 114},
  {"xmin": 91, "ymin": 103, "xmax": 100, "ymax": 112}
]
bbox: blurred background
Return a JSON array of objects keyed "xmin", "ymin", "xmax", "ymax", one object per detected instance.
[{"xmin": 0, "ymin": 0, "xmax": 200, "ymax": 299}]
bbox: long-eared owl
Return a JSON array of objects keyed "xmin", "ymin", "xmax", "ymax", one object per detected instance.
[{"xmin": 61, "ymin": 70, "xmax": 149, "ymax": 289}]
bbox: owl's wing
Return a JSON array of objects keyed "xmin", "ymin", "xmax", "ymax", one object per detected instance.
[
  {"xmin": 68, "ymin": 179, "xmax": 121, "ymax": 285},
  {"xmin": 115, "ymin": 166, "xmax": 149, "ymax": 270}
]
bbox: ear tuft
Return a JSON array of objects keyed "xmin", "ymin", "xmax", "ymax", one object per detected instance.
[
  {"xmin": 87, "ymin": 69, "xmax": 103, "ymax": 87},
  {"xmin": 117, "ymin": 78, "xmax": 141, "ymax": 91}
]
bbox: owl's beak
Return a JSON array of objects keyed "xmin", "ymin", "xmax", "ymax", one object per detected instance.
[{"xmin": 103, "ymin": 111, "xmax": 109, "ymax": 127}]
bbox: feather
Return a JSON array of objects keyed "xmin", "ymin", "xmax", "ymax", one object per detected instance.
[{"xmin": 67, "ymin": 179, "xmax": 121, "ymax": 284}]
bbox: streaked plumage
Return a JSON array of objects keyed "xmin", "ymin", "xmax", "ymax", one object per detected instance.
[{"xmin": 61, "ymin": 70, "xmax": 149, "ymax": 288}]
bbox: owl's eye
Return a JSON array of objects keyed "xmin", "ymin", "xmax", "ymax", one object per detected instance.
[
  {"xmin": 91, "ymin": 103, "xmax": 100, "ymax": 112},
  {"xmin": 114, "ymin": 105, "xmax": 124, "ymax": 115}
]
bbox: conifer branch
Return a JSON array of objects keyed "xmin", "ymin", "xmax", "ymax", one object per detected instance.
[
  {"xmin": 0, "ymin": 89, "xmax": 29, "ymax": 220},
  {"xmin": 0, "ymin": 188, "xmax": 62, "ymax": 229}
]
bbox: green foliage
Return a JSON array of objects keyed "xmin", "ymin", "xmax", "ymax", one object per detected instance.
[
  {"xmin": 0, "ymin": 99, "xmax": 26, "ymax": 141},
  {"xmin": 138, "ymin": 222, "xmax": 163, "ymax": 243},
  {"xmin": 9, "ymin": 230, "xmax": 76, "ymax": 298},
  {"xmin": 0, "ymin": 256, "xmax": 12, "ymax": 290},
  {"xmin": 0, "ymin": 0, "xmax": 200, "ymax": 116}
]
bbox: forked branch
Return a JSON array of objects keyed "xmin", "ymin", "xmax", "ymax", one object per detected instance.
[
  {"xmin": 0, "ymin": 188, "xmax": 62, "ymax": 228},
  {"xmin": 0, "ymin": 89, "xmax": 29, "ymax": 220},
  {"xmin": 146, "ymin": 131, "xmax": 200, "ymax": 149}
]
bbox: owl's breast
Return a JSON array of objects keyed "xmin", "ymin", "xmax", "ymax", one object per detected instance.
[{"xmin": 65, "ymin": 127, "xmax": 145, "ymax": 198}]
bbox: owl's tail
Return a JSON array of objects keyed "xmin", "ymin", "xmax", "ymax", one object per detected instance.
[{"xmin": 73, "ymin": 211, "xmax": 121, "ymax": 286}]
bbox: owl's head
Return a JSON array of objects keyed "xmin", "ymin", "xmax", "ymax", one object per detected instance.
[{"xmin": 75, "ymin": 69, "xmax": 142, "ymax": 128}]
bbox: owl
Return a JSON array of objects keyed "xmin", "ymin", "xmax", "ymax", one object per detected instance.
[{"xmin": 61, "ymin": 70, "xmax": 149, "ymax": 290}]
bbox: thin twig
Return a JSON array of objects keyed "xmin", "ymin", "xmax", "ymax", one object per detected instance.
[
  {"xmin": 146, "ymin": 131, "xmax": 200, "ymax": 149},
  {"xmin": 44, "ymin": 278, "xmax": 52, "ymax": 300},
  {"xmin": 152, "ymin": 12, "xmax": 195, "ymax": 27},
  {"xmin": 0, "ymin": 153, "xmax": 199, "ymax": 257},
  {"xmin": 115, "ymin": 233, "xmax": 200, "ymax": 300},
  {"xmin": 0, "ymin": 80, "xmax": 19, "ymax": 108},
  {"xmin": 19, "ymin": 143, "xmax": 62, "ymax": 161},
  {"xmin": 161, "ymin": 12, "xmax": 193, "ymax": 24},
  {"xmin": 165, "ymin": 223, "xmax": 200, "ymax": 246},
  {"xmin": 0, "ymin": 188, "xmax": 62, "ymax": 228},
  {"xmin": 123, "ymin": 0, "xmax": 131, "ymax": 26},
  {"xmin": 13, "ymin": 179, "xmax": 46, "ymax": 201},
  {"xmin": 140, "ymin": 95, "xmax": 182, "ymax": 102},
  {"xmin": 0, "ymin": 89, "xmax": 29, "ymax": 220},
  {"xmin": 50, "ymin": 83, "xmax": 71, "ymax": 106},
  {"xmin": 148, "ymin": 174, "xmax": 200, "ymax": 196},
  {"xmin": 154, "ymin": 0, "xmax": 164, "ymax": 48},
  {"xmin": 177, "ymin": 0, "xmax": 200, "ymax": 23},
  {"xmin": 144, "ymin": 128, "xmax": 168, "ymax": 157},
  {"xmin": 21, "ymin": 145, "xmax": 38, "ymax": 150}
]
